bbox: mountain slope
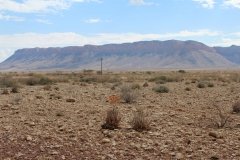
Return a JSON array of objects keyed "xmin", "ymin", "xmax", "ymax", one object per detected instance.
[
  {"xmin": 214, "ymin": 45, "xmax": 240, "ymax": 64},
  {"xmin": 0, "ymin": 40, "xmax": 237, "ymax": 71}
]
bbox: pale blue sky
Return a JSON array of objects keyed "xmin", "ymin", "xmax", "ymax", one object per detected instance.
[{"xmin": 0, "ymin": 0, "xmax": 240, "ymax": 62}]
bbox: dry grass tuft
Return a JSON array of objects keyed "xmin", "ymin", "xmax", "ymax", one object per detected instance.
[
  {"xmin": 131, "ymin": 109, "xmax": 151, "ymax": 132},
  {"xmin": 119, "ymin": 84, "xmax": 139, "ymax": 103},
  {"xmin": 2, "ymin": 88, "xmax": 9, "ymax": 95},
  {"xmin": 11, "ymin": 86, "xmax": 19, "ymax": 93},
  {"xmin": 232, "ymin": 101, "xmax": 240, "ymax": 113},
  {"xmin": 43, "ymin": 85, "xmax": 51, "ymax": 91},
  {"xmin": 102, "ymin": 107, "xmax": 121, "ymax": 130}
]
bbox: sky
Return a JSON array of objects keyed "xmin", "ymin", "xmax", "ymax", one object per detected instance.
[{"xmin": 0, "ymin": 0, "xmax": 240, "ymax": 62}]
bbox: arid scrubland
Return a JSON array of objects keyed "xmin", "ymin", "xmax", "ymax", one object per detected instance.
[{"xmin": 0, "ymin": 70, "xmax": 240, "ymax": 160}]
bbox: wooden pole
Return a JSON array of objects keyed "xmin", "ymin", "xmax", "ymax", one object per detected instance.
[{"xmin": 101, "ymin": 57, "xmax": 103, "ymax": 75}]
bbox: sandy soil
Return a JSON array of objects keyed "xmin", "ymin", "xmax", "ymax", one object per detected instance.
[{"xmin": 0, "ymin": 71, "xmax": 240, "ymax": 160}]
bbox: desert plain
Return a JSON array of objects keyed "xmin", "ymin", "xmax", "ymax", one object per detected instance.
[{"xmin": 0, "ymin": 70, "xmax": 240, "ymax": 160}]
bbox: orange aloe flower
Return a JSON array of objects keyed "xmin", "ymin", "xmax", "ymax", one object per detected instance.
[{"xmin": 109, "ymin": 94, "xmax": 120, "ymax": 104}]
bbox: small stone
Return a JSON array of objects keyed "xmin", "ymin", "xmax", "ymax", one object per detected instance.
[
  {"xmin": 216, "ymin": 139, "xmax": 224, "ymax": 144},
  {"xmin": 40, "ymin": 146, "xmax": 45, "ymax": 152},
  {"xmin": 36, "ymin": 96, "xmax": 43, "ymax": 99},
  {"xmin": 51, "ymin": 151, "xmax": 58, "ymax": 155},
  {"xmin": 143, "ymin": 82, "xmax": 149, "ymax": 87},
  {"xmin": 102, "ymin": 138, "xmax": 110, "ymax": 143},
  {"xmin": 66, "ymin": 99, "xmax": 75, "ymax": 102},
  {"xmin": 15, "ymin": 152, "xmax": 24, "ymax": 158},
  {"xmin": 112, "ymin": 140, "xmax": 116, "ymax": 146},
  {"xmin": 186, "ymin": 148, "xmax": 192, "ymax": 153},
  {"xmin": 209, "ymin": 131, "xmax": 218, "ymax": 138},
  {"xmin": 170, "ymin": 152, "xmax": 176, "ymax": 156},
  {"xmin": 176, "ymin": 153, "xmax": 184, "ymax": 159},
  {"xmin": 26, "ymin": 135, "xmax": 33, "ymax": 141},
  {"xmin": 166, "ymin": 140, "xmax": 173, "ymax": 145}
]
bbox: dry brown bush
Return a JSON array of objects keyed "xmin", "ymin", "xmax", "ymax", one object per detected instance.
[
  {"xmin": 131, "ymin": 109, "xmax": 151, "ymax": 132},
  {"xmin": 11, "ymin": 86, "xmax": 19, "ymax": 93},
  {"xmin": 212, "ymin": 104, "xmax": 231, "ymax": 128},
  {"xmin": 102, "ymin": 107, "xmax": 121, "ymax": 130},
  {"xmin": 2, "ymin": 88, "xmax": 9, "ymax": 95},
  {"xmin": 43, "ymin": 85, "xmax": 51, "ymax": 90},
  {"xmin": 232, "ymin": 101, "xmax": 240, "ymax": 113},
  {"xmin": 198, "ymin": 104, "xmax": 232, "ymax": 128}
]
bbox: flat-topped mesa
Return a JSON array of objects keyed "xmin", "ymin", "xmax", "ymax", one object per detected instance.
[{"xmin": 0, "ymin": 40, "xmax": 238, "ymax": 71}]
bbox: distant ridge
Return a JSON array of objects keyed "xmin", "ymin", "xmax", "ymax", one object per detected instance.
[{"xmin": 0, "ymin": 40, "xmax": 239, "ymax": 71}]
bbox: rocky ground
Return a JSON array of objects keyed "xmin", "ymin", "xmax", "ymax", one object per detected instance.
[{"xmin": 0, "ymin": 71, "xmax": 240, "ymax": 160}]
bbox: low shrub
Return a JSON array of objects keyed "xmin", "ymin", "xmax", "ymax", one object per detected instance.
[
  {"xmin": 102, "ymin": 107, "xmax": 121, "ymax": 130},
  {"xmin": 0, "ymin": 76, "xmax": 18, "ymax": 88},
  {"xmin": 146, "ymin": 71, "xmax": 152, "ymax": 75},
  {"xmin": 155, "ymin": 80, "xmax": 166, "ymax": 84},
  {"xmin": 178, "ymin": 70, "xmax": 186, "ymax": 73},
  {"xmin": 232, "ymin": 101, "xmax": 240, "ymax": 113},
  {"xmin": 153, "ymin": 85, "xmax": 169, "ymax": 93},
  {"xmin": 149, "ymin": 76, "xmax": 172, "ymax": 83},
  {"xmin": 2, "ymin": 89, "xmax": 9, "ymax": 94},
  {"xmin": 131, "ymin": 109, "xmax": 150, "ymax": 132},
  {"xmin": 119, "ymin": 84, "xmax": 139, "ymax": 103},
  {"xmin": 26, "ymin": 77, "xmax": 39, "ymax": 85},
  {"xmin": 43, "ymin": 85, "xmax": 51, "ymax": 90},
  {"xmin": 207, "ymin": 82, "xmax": 214, "ymax": 87},
  {"xmin": 197, "ymin": 82, "xmax": 205, "ymax": 88},
  {"xmin": 38, "ymin": 77, "xmax": 53, "ymax": 85},
  {"xmin": 11, "ymin": 86, "xmax": 19, "ymax": 93},
  {"xmin": 185, "ymin": 87, "xmax": 191, "ymax": 91},
  {"xmin": 131, "ymin": 83, "xmax": 141, "ymax": 90}
]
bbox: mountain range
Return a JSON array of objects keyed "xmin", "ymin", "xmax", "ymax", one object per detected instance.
[{"xmin": 0, "ymin": 40, "xmax": 239, "ymax": 71}]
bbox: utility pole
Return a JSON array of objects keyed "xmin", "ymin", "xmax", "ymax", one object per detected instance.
[{"xmin": 101, "ymin": 57, "xmax": 103, "ymax": 75}]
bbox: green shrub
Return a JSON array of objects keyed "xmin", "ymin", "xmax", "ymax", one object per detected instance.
[
  {"xmin": 38, "ymin": 77, "xmax": 53, "ymax": 85},
  {"xmin": 153, "ymin": 85, "xmax": 169, "ymax": 93},
  {"xmin": 178, "ymin": 70, "xmax": 186, "ymax": 73},
  {"xmin": 207, "ymin": 82, "xmax": 214, "ymax": 87},
  {"xmin": 155, "ymin": 80, "xmax": 166, "ymax": 84},
  {"xmin": 146, "ymin": 71, "xmax": 152, "ymax": 75},
  {"xmin": 80, "ymin": 77, "xmax": 97, "ymax": 83},
  {"xmin": 149, "ymin": 76, "xmax": 172, "ymax": 83},
  {"xmin": 26, "ymin": 77, "xmax": 38, "ymax": 85},
  {"xmin": 131, "ymin": 83, "xmax": 141, "ymax": 89},
  {"xmin": 197, "ymin": 82, "xmax": 205, "ymax": 88},
  {"xmin": 0, "ymin": 76, "xmax": 18, "ymax": 88}
]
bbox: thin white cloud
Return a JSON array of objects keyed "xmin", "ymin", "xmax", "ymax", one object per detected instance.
[
  {"xmin": 212, "ymin": 37, "xmax": 240, "ymax": 46},
  {"xmin": 128, "ymin": 0, "xmax": 154, "ymax": 6},
  {"xmin": 0, "ymin": 13, "xmax": 24, "ymax": 21},
  {"xmin": 193, "ymin": 0, "xmax": 216, "ymax": 9},
  {"xmin": 223, "ymin": 0, "xmax": 240, "ymax": 8},
  {"xmin": 85, "ymin": 19, "xmax": 100, "ymax": 23},
  {"xmin": 0, "ymin": 0, "xmax": 99, "ymax": 13},
  {"xmin": 0, "ymin": 49, "xmax": 8, "ymax": 59},
  {"xmin": 36, "ymin": 19, "xmax": 52, "ymax": 24},
  {"xmin": 0, "ymin": 30, "xmax": 221, "ymax": 49}
]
